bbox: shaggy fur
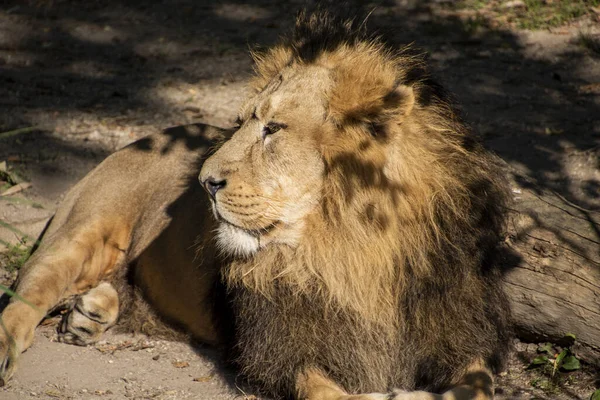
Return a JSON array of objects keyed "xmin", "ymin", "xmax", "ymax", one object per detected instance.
[{"xmin": 214, "ymin": 11, "xmax": 511, "ymax": 398}]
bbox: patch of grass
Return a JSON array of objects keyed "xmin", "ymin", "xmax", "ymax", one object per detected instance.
[
  {"xmin": 1, "ymin": 238, "xmax": 32, "ymax": 273},
  {"xmin": 518, "ymin": 0, "xmax": 598, "ymax": 30},
  {"xmin": 462, "ymin": 14, "xmax": 491, "ymax": 35},
  {"xmin": 530, "ymin": 376, "xmax": 558, "ymax": 392},
  {"xmin": 454, "ymin": 0, "xmax": 600, "ymax": 30},
  {"xmin": 0, "ymin": 220, "xmax": 37, "ymax": 273},
  {"xmin": 460, "ymin": 0, "xmax": 488, "ymax": 10},
  {"xmin": 527, "ymin": 334, "xmax": 585, "ymax": 394}
]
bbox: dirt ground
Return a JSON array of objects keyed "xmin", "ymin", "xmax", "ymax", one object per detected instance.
[{"xmin": 1, "ymin": 0, "xmax": 599, "ymax": 399}]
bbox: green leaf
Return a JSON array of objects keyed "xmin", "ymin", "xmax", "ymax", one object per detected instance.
[
  {"xmin": 556, "ymin": 349, "xmax": 568, "ymax": 364},
  {"xmin": 528, "ymin": 355, "xmax": 548, "ymax": 368},
  {"xmin": 537, "ymin": 342, "xmax": 553, "ymax": 354},
  {"xmin": 590, "ymin": 389, "xmax": 600, "ymax": 400},
  {"xmin": 564, "ymin": 332, "xmax": 577, "ymax": 340},
  {"xmin": 553, "ymin": 349, "xmax": 568, "ymax": 376},
  {"xmin": 561, "ymin": 355, "xmax": 581, "ymax": 371}
]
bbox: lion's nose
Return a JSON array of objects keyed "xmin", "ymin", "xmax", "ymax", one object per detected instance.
[{"xmin": 202, "ymin": 177, "xmax": 226, "ymax": 199}]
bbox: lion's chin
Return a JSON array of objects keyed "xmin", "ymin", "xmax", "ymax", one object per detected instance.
[{"xmin": 216, "ymin": 222, "xmax": 260, "ymax": 257}]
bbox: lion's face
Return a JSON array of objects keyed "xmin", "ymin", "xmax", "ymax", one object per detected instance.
[{"xmin": 199, "ymin": 66, "xmax": 331, "ymax": 257}]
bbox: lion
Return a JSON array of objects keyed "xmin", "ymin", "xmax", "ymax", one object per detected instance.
[{"xmin": 1, "ymin": 10, "xmax": 511, "ymax": 400}]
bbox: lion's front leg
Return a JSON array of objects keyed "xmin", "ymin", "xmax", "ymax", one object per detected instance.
[
  {"xmin": 0, "ymin": 220, "xmax": 128, "ymax": 384},
  {"xmin": 0, "ymin": 235, "xmax": 87, "ymax": 384},
  {"xmin": 0, "ymin": 296, "xmax": 45, "ymax": 386},
  {"xmin": 295, "ymin": 360, "xmax": 494, "ymax": 400}
]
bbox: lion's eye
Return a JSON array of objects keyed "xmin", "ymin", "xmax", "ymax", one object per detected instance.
[{"xmin": 262, "ymin": 122, "xmax": 285, "ymax": 139}]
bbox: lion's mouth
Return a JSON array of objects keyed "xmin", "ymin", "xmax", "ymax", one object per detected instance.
[
  {"xmin": 213, "ymin": 209, "xmax": 282, "ymax": 257},
  {"xmin": 213, "ymin": 208, "xmax": 279, "ymax": 238}
]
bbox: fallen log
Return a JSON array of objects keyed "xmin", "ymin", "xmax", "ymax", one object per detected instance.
[{"xmin": 502, "ymin": 185, "xmax": 600, "ymax": 363}]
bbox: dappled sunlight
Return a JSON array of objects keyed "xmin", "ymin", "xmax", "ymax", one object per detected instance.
[
  {"xmin": 213, "ymin": 3, "xmax": 273, "ymax": 21},
  {"xmin": 0, "ymin": 16, "xmax": 32, "ymax": 49},
  {"xmin": 65, "ymin": 20, "xmax": 128, "ymax": 45},
  {"xmin": 133, "ymin": 37, "xmax": 196, "ymax": 60},
  {"xmin": 144, "ymin": 76, "xmax": 247, "ymax": 129}
]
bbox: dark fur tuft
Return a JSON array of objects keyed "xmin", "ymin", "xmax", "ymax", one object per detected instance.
[{"xmin": 291, "ymin": 8, "xmax": 370, "ymax": 62}]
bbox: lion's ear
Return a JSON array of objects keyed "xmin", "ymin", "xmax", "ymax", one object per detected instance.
[
  {"xmin": 329, "ymin": 80, "xmax": 415, "ymax": 129},
  {"xmin": 250, "ymin": 46, "xmax": 293, "ymax": 93}
]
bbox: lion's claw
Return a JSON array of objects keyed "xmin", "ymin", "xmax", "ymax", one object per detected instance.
[{"xmin": 0, "ymin": 336, "xmax": 19, "ymax": 386}]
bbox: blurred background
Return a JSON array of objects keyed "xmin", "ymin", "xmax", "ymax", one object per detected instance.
[{"xmin": 0, "ymin": 1, "xmax": 598, "ymax": 399}]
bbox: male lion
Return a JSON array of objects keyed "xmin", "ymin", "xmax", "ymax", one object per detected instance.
[{"xmin": 1, "ymin": 10, "xmax": 511, "ymax": 400}]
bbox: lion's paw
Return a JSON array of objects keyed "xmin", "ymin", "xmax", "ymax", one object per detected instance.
[
  {"xmin": 0, "ymin": 332, "xmax": 19, "ymax": 387},
  {"xmin": 58, "ymin": 282, "xmax": 119, "ymax": 346}
]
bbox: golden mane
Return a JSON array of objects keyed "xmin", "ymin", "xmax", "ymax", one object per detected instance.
[
  {"xmin": 226, "ymin": 11, "xmax": 508, "ymax": 328},
  {"xmin": 217, "ymin": 11, "xmax": 511, "ymax": 395}
]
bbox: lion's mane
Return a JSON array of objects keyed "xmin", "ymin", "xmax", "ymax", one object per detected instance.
[{"xmin": 224, "ymin": 11, "xmax": 511, "ymax": 397}]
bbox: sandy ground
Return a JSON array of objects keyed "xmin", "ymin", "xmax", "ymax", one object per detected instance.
[
  {"xmin": 1, "ymin": 1, "xmax": 599, "ymax": 399},
  {"xmin": 2, "ymin": 325, "xmax": 238, "ymax": 400}
]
